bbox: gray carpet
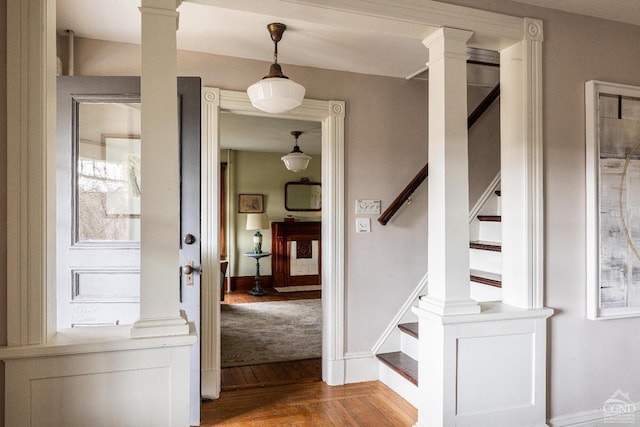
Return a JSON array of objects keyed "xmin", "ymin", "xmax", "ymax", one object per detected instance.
[{"xmin": 221, "ymin": 299, "xmax": 322, "ymax": 367}]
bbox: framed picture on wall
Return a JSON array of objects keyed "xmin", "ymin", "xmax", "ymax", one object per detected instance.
[
  {"xmin": 238, "ymin": 194, "xmax": 264, "ymax": 213},
  {"xmin": 586, "ymin": 80, "xmax": 640, "ymax": 320}
]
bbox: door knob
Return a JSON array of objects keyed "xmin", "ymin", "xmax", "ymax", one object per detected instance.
[
  {"xmin": 183, "ymin": 234, "xmax": 196, "ymax": 245},
  {"xmin": 182, "ymin": 260, "xmax": 200, "ymax": 286}
]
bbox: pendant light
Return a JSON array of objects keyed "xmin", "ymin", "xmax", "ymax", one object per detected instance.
[
  {"xmin": 247, "ymin": 23, "xmax": 306, "ymax": 114},
  {"xmin": 282, "ymin": 131, "xmax": 311, "ymax": 172}
]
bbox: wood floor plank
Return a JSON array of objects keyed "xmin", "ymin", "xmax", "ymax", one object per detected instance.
[
  {"xmin": 221, "ymin": 359, "xmax": 322, "ymax": 391},
  {"xmin": 201, "ymin": 380, "xmax": 417, "ymax": 426}
]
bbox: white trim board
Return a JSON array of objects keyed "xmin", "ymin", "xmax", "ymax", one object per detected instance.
[{"xmin": 549, "ymin": 402, "xmax": 640, "ymax": 427}]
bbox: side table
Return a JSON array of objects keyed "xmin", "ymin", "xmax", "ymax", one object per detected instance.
[{"xmin": 243, "ymin": 252, "xmax": 271, "ymax": 296}]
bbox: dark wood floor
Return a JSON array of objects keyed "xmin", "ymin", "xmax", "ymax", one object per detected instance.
[
  {"xmin": 202, "ymin": 378, "xmax": 417, "ymax": 426},
  {"xmin": 221, "ymin": 358, "xmax": 322, "ymax": 392},
  {"xmin": 222, "ymin": 287, "xmax": 321, "ymax": 304}
]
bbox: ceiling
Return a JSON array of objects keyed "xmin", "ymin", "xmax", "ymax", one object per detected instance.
[
  {"xmin": 56, "ymin": 0, "xmax": 640, "ymax": 80},
  {"xmin": 56, "ymin": 0, "xmax": 639, "ymax": 153}
]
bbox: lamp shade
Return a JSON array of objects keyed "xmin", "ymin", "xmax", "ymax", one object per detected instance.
[
  {"xmin": 247, "ymin": 77, "xmax": 306, "ymax": 114},
  {"xmin": 281, "ymin": 149, "xmax": 311, "ymax": 172},
  {"xmin": 246, "ymin": 213, "xmax": 269, "ymax": 231}
]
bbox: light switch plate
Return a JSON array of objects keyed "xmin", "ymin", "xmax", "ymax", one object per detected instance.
[
  {"xmin": 356, "ymin": 217, "xmax": 371, "ymax": 233},
  {"xmin": 355, "ymin": 199, "xmax": 381, "ymax": 214}
]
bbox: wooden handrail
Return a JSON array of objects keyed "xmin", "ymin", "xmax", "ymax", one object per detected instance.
[{"xmin": 378, "ymin": 84, "xmax": 500, "ymax": 225}]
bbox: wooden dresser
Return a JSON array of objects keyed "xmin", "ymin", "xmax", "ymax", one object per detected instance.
[{"xmin": 271, "ymin": 221, "xmax": 321, "ymax": 288}]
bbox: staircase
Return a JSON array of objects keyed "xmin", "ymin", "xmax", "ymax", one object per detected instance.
[{"xmin": 376, "ymin": 190, "xmax": 502, "ymax": 405}]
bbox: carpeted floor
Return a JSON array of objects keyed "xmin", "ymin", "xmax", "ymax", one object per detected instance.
[{"xmin": 221, "ymin": 299, "xmax": 322, "ymax": 367}]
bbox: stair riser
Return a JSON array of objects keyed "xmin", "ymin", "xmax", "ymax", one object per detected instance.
[
  {"xmin": 470, "ymin": 248, "xmax": 502, "ymax": 274},
  {"xmin": 478, "ymin": 221, "xmax": 502, "ymax": 242},
  {"xmin": 470, "ymin": 281, "xmax": 503, "ymax": 302},
  {"xmin": 379, "ymin": 363, "xmax": 419, "ymax": 408},
  {"xmin": 400, "ymin": 333, "xmax": 419, "ymax": 360}
]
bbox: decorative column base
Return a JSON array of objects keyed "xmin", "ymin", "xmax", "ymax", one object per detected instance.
[
  {"xmin": 413, "ymin": 301, "xmax": 552, "ymax": 427},
  {"xmin": 419, "ymin": 295, "xmax": 480, "ymax": 316},
  {"xmin": 131, "ymin": 316, "xmax": 190, "ymax": 338}
]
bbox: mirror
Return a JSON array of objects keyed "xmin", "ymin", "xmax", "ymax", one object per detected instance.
[{"xmin": 285, "ymin": 179, "xmax": 321, "ymax": 211}]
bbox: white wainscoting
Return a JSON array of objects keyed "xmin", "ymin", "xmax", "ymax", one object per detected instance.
[{"xmin": 1, "ymin": 327, "xmax": 195, "ymax": 427}]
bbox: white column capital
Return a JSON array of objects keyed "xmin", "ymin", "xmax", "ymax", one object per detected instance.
[
  {"xmin": 422, "ymin": 27, "xmax": 473, "ymax": 52},
  {"xmin": 140, "ymin": 0, "xmax": 182, "ymax": 10}
]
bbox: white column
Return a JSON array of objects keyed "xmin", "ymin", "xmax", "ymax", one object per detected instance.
[
  {"xmin": 132, "ymin": 0, "xmax": 188, "ymax": 338},
  {"xmin": 421, "ymin": 27, "xmax": 479, "ymax": 316},
  {"xmin": 500, "ymin": 19, "xmax": 544, "ymax": 309}
]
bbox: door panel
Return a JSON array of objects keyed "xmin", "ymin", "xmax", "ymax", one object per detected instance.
[
  {"xmin": 57, "ymin": 76, "xmax": 202, "ymax": 423},
  {"xmin": 57, "ymin": 77, "xmax": 142, "ymax": 327}
]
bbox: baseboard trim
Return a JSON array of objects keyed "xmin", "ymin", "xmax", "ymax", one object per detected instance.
[
  {"xmin": 549, "ymin": 401, "xmax": 640, "ymax": 427},
  {"xmin": 229, "ymin": 275, "xmax": 273, "ymax": 291},
  {"xmin": 344, "ymin": 351, "xmax": 378, "ymax": 384},
  {"xmin": 274, "ymin": 285, "xmax": 322, "ymax": 293}
]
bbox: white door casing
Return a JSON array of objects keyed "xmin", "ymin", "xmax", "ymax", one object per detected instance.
[{"xmin": 200, "ymin": 89, "xmax": 345, "ymax": 397}]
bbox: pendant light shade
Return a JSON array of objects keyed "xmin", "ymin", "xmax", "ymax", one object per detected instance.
[
  {"xmin": 282, "ymin": 131, "xmax": 311, "ymax": 172},
  {"xmin": 247, "ymin": 23, "xmax": 305, "ymax": 114}
]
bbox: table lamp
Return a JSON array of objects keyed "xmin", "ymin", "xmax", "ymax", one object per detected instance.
[{"xmin": 246, "ymin": 213, "xmax": 269, "ymax": 253}]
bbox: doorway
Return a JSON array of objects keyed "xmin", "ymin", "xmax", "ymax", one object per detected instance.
[
  {"xmin": 199, "ymin": 88, "xmax": 346, "ymax": 398},
  {"xmin": 218, "ymin": 115, "xmax": 323, "ymax": 387}
]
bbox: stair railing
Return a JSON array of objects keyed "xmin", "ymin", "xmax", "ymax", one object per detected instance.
[{"xmin": 377, "ymin": 83, "xmax": 500, "ymax": 225}]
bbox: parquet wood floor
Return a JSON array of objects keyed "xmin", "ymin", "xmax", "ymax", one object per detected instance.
[{"xmin": 201, "ymin": 379, "xmax": 417, "ymax": 426}]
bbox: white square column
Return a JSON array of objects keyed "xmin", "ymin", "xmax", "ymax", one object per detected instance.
[
  {"xmin": 132, "ymin": 0, "xmax": 189, "ymax": 338},
  {"xmin": 421, "ymin": 27, "xmax": 479, "ymax": 316}
]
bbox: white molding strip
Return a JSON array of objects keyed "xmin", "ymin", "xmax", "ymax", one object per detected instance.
[
  {"xmin": 200, "ymin": 87, "xmax": 221, "ymax": 399},
  {"xmin": 6, "ymin": 0, "xmax": 57, "ymax": 345},
  {"xmin": 549, "ymin": 402, "xmax": 640, "ymax": 427}
]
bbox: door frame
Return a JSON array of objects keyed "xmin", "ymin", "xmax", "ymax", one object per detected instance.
[{"xmin": 200, "ymin": 88, "xmax": 345, "ymax": 397}]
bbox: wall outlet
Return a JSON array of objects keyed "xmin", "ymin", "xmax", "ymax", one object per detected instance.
[
  {"xmin": 356, "ymin": 217, "xmax": 371, "ymax": 233},
  {"xmin": 355, "ymin": 199, "xmax": 381, "ymax": 214}
]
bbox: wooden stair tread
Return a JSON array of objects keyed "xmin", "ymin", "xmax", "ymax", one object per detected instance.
[
  {"xmin": 377, "ymin": 352, "xmax": 418, "ymax": 386},
  {"xmin": 477, "ymin": 215, "xmax": 501, "ymax": 222},
  {"xmin": 398, "ymin": 322, "xmax": 418, "ymax": 339},
  {"xmin": 470, "ymin": 269, "xmax": 502, "ymax": 288},
  {"xmin": 469, "ymin": 241, "xmax": 502, "ymax": 252}
]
